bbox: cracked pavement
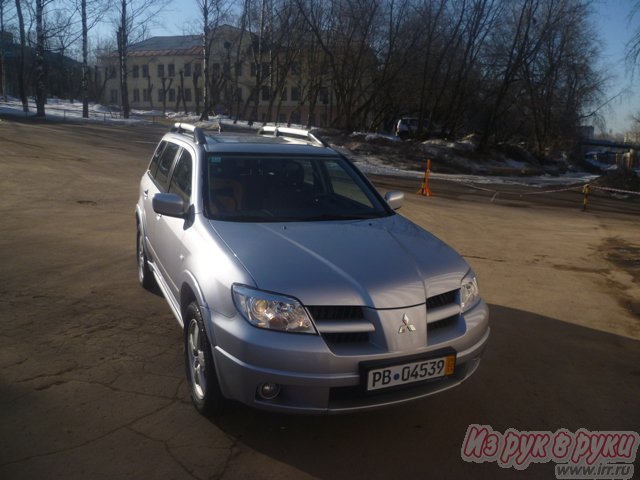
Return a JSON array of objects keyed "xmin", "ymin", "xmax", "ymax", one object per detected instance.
[{"xmin": 1, "ymin": 120, "xmax": 638, "ymax": 479}]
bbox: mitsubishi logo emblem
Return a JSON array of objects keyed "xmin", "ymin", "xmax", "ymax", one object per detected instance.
[{"xmin": 398, "ymin": 314, "xmax": 416, "ymax": 334}]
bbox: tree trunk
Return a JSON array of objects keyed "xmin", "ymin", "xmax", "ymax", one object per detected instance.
[
  {"xmin": 147, "ymin": 75, "xmax": 154, "ymax": 109},
  {"xmin": 180, "ymin": 70, "xmax": 187, "ymax": 114},
  {"xmin": 15, "ymin": 0, "xmax": 27, "ymax": 112},
  {"xmin": 200, "ymin": 2, "xmax": 210, "ymax": 121},
  {"xmin": 0, "ymin": 0, "xmax": 6, "ymax": 101},
  {"xmin": 118, "ymin": 0, "xmax": 130, "ymax": 119},
  {"xmin": 192, "ymin": 72, "xmax": 200, "ymax": 115},
  {"xmin": 35, "ymin": 0, "xmax": 46, "ymax": 116},
  {"xmin": 81, "ymin": 0, "xmax": 89, "ymax": 118}
]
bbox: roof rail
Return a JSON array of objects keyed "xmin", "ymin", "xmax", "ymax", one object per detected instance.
[
  {"xmin": 257, "ymin": 126, "xmax": 327, "ymax": 147},
  {"xmin": 171, "ymin": 123, "xmax": 207, "ymax": 145}
]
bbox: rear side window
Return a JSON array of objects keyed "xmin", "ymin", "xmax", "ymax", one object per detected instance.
[
  {"xmin": 152, "ymin": 142, "xmax": 181, "ymax": 191},
  {"xmin": 148, "ymin": 141, "xmax": 167, "ymax": 177},
  {"xmin": 168, "ymin": 149, "xmax": 193, "ymax": 203}
]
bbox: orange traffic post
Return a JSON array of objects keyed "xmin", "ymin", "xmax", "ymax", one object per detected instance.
[{"xmin": 417, "ymin": 159, "xmax": 433, "ymax": 196}]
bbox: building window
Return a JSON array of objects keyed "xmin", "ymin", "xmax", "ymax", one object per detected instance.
[
  {"xmin": 250, "ymin": 63, "xmax": 256, "ymax": 77},
  {"xmin": 132, "ymin": 65, "xmax": 139, "ymax": 78},
  {"xmin": 194, "ymin": 63, "xmax": 202, "ymax": 76},
  {"xmin": 278, "ymin": 113, "xmax": 286, "ymax": 123},
  {"xmin": 168, "ymin": 64, "xmax": 175, "ymax": 77},
  {"xmin": 184, "ymin": 88, "xmax": 192, "ymax": 101},
  {"xmin": 142, "ymin": 65, "xmax": 149, "ymax": 77},
  {"xmin": 261, "ymin": 86, "xmax": 270, "ymax": 101},
  {"xmin": 169, "ymin": 88, "xmax": 176, "ymax": 102},
  {"xmin": 133, "ymin": 89, "xmax": 140, "ymax": 102},
  {"xmin": 157, "ymin": 64, "xmax": 165, "ymax": 77},
  {"xmin": 158, "ymin": 90, "xmax": 164, "ymax": 102},
  {"xmin": 235, "ymin": 87, "xmax": 242, "ymax": 101},
  {"xmin": 281, "ymin": 87, "xmax": 287, "ymax": 102},
  {"xmin": 184, "ymin": 63, "xmax": 191, "ymax": 77},
  {"xmin": 108, "ymin": 67, "xmax": 116, "ymax": 79},
  {"xmin": 235, "ymin": 62, "xmax": 243, "ymax": 77},
  {"xmin": 291, "ymin": 86, "xmax": 300, "ymax": 102},
  {"xmin": 262, "ymin": 63, "xmax": 270, "ymax": 78},
  {"xmin": 110, "ymin": 89, "xmax": 118, "ymax": 103},
  {"xmin": 143, "ymin": 89, "xmax": 149, "ymax": 101}
]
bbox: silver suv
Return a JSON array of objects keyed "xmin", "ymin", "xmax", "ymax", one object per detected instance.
[{"xmin": 136, "ymin": 123, "xmax": 489, "ymax": 415}]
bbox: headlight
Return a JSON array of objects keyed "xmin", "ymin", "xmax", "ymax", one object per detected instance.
[
  {"xmin": 232, "ymin": 285, "xmax": 317, "ymax": 334},
  {"xmin": 460, "ymin": 273, "xmax": 480, "ymax": 313}
]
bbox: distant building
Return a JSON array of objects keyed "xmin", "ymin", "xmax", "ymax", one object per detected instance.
[
  {"xmin": 0, "ymin": 30, "xmax": 82, "ymax": 101},
  {"xmin": 100, "ymin": 25, "xmax": 336, "ymax": 126}
]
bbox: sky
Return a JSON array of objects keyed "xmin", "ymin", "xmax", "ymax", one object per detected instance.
[
  {"xmin": 125, "ymin": 0, "xmax": 639, "ymax": 135},
  {"xmin": 593, "ymin": 0, "xmax": 638, "ymax": 134}
]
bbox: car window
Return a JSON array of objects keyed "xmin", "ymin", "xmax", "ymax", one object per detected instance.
[
  {"xmin": 204, "ymin": 154, "xmax": 391, "ymax": 222},
  {"xmin": 148, "ymin": 141, "xmax": 167, "ymax": 177},
  {"xmin": 153, "ymin": 142, "xmax": 181, "ymax": 191},
  {"xmin": 168, "ymin": 149, "xmax": 193, "ymax": 204},
  {"xmin": 324, "ymin": 160, "xmax": 373, "ymax": 208}
]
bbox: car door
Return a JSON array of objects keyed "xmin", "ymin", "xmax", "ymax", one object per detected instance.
[
  {"xmin": 142, "ymin": 141, "xmax": 181, "ymax": 269},
  {"xmin": 152, "ymin": 147, "xmax": 195, "ymax": 300}
]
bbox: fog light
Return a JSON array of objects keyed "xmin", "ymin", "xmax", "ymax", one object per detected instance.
[{"xmin": 258, "ymin": 382, "xmax": 281, "ymax": 400}]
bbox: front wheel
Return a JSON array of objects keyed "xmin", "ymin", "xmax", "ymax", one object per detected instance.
[{"xmin": 184, "ymin": 302, "xmax": 225, "ymax": 416}]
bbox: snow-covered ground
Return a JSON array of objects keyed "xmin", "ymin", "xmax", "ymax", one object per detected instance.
[
  {"xmin": 352, "ymin": 156, "xmax": 597, "ymax": 188},
  {"xmin": 0, "ymin": 96, "xmax": 166, "ymax": 124},
  {"xmin": 0, "ymin": 97, "xmax": 599, "ymax": 188}
]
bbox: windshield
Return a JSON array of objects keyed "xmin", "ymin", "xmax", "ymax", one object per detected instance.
[{"xmin": 204, "ymin": 154, "xmax": 393, "ymax": 222}]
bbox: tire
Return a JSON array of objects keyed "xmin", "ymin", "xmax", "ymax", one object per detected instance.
[
  {"xmin": 184, "ymin": 302, "xmax": 225, "ymax": 416},
  {"xmin": 137, "ymin": 223, "xmax": 156, "ymax": 291}
]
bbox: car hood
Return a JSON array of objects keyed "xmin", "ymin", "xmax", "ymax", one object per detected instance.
[{"xmin": 210, "ymin": 214, "xmax": 469, "ymax": 309}]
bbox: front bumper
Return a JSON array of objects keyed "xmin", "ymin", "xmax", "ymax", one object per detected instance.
[{"xmin": 204, "ymin": 301, "xmax": 489, "ymax": 414}]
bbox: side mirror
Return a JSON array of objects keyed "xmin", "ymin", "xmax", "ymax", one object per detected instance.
[
  {"xmin": 153, "ymin": 193, "xmax": 187, "ymax": 218},
  {"xmin": 385, "ymin": 191, "xmax": 404, "ymax": 210}
]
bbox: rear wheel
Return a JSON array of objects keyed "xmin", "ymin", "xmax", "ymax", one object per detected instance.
[
  {"xmin": 184, "ymin": 302, "xmax": 225, "ymax": 416},
  {"xmin": 137, "ymin": 223, "xmax": 155, "ymax": 290}
]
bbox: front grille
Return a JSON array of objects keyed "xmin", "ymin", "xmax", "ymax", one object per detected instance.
[
  {"xmin": 427, "ymin": 315, "xmax": 457, "ymax": 332},
  {"xmin": 307, "ymin": 306, "xmax": 369, "ymax": 346},
  {"xmin": 307, "ymin": 305, "xmax": 364, "ymax": 321},
  {"xmin": 427, "ymin": 289, "xmax": 458, "ymax": 309},
  {"xmin": 322, "ymin": 332, "xmax": 369, "ymax": 344}
]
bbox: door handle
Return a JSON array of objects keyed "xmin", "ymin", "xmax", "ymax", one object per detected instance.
[{"xmin": 143, "ymin": 189, "xmax": 149, "ymax": 199}]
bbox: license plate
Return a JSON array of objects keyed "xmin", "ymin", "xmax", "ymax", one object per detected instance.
[{"xmin": 366, "ymin": 354, "xmax": 455, "ymax": 391}]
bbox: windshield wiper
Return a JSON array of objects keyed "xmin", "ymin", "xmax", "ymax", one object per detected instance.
[{"xmin": 298, "ymin": 213, "xmax": 380, "ymax": 221}]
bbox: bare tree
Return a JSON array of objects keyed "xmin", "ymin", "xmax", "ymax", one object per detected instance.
[
  {"xmin": 14, "ymin": 0, "xmax": 27, "ymax": 112},
  {"xmin": 146, "ymin": 73, "xmax": 153, "ymax": 109},
  {"xmin": 626, "ymin": 1, "xmax": 640, "ymax": 71},
  {"xmin": 79, "ymin": 0, "xmax": 109, "ymax": 117},
  {"xmin": 195, "ymin": 0, "xmax": 230, "ymax": 120},
  {"xmin": 34, "ymin": 0, "xmax": 46, "ymax": 116},
  {"xmin": 240, "ymin": 0, "xmax": 271, "ymax": 125},
  {"xmin": 295, "ymin": 0, "xmax": 387, "ymax": 130},
  {"xmin": 159, "ymin": 75, "xmax": 172, "ymax": 114},
  {"xmin": 112, "ymin": 0, "xmax": 170, "ymax": 118},
  {"xmin": 178, "ymin": 69, "xmax": 187, "ymax": 113}
]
